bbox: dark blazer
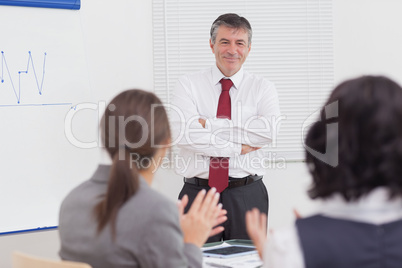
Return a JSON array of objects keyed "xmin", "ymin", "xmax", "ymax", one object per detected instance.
[
  {"xmin": 296, "ymin": 215, "xmax": 402, "ymax": 268},
  {"xmin": 59, "ymin": 165, "xmax": 202, "ymax": 268}
]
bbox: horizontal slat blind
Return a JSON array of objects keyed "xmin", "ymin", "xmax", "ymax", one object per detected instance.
[{"xmin": 153, "ymin": 0, "xmax": 334, "ymax": 161}]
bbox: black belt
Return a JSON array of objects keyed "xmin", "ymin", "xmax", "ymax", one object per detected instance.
[{"xmin": 184, "ymin": 175, "xmax": 263, "ymax": 189}]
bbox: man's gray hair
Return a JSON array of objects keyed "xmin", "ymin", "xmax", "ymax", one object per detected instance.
[{"xmin": 210, "ymin": 13, "xmax": 252, "ymax": 46}]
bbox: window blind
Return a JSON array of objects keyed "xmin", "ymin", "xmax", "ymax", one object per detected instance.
[{"xmin": 153, "ymin": 0, "xmax": 334, "ymax": 161}]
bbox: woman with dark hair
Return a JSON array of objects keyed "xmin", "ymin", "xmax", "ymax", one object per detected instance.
[
  {"xmin": 246, "ymin": 76, "xmax": 402, "ymax": 267},
  {"xmin": 59, "ymin": 89, "xmax": 226, "ymax": 268}
]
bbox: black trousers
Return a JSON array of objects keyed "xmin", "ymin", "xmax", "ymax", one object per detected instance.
[{"xmin": 178, "ymin": 178, "xmax": 269, "ymax": 243}]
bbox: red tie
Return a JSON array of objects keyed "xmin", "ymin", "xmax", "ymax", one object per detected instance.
[{"xmin": 208, "ymin": 78, "xmax": 233, "ymax": 193}]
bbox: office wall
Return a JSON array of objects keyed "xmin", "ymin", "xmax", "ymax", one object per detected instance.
[
  {"xmin": 333, "ymin": 0, "xmax": 402, "ymax": 86},
  {"xmin": 1, "ymin": 0, "xmax": 402, "ymax": 267}
]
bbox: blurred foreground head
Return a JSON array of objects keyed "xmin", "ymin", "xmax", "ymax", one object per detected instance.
[{"xmin": 305, "ymin": 76, "xmax": 402, "ymax": 201}]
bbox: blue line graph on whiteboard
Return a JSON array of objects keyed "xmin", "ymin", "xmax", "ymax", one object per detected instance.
[{"xmin": 0, "ymin": 51, "xmax": 72, "ymax": 107}]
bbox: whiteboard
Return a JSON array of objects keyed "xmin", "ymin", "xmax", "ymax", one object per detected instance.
[{"xmin": 0, "ymin": 5, "xmax": 98, "ymax": 234}]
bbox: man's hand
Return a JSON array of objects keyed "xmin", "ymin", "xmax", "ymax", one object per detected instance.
[
  {"xmin": 198, "ymin": 118, "xmax": 206, "ymax": 128},
  {"xmin": 246, "ymin": 208, "xmax": 267, "ymax": 259},
  {"xmin": 241, "ymin": 144, "xmax": 261, "ymax": 155}
]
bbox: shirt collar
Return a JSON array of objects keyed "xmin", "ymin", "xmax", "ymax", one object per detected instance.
[
  {"xmin": 212, "ymin": 64, "xmax": 244, "ymax": 90},
  {"xmin": 318, "ymin": 187, "xmax": 402, "ymax": 224}
]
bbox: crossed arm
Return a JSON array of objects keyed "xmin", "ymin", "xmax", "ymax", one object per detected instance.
[
  {"xmin": 171, "ymin": 77, "xmax": 281, "ymax": 157},
  {"xmin": 198, "ymin": 118, "xmax": 261, "ymax": 155}
]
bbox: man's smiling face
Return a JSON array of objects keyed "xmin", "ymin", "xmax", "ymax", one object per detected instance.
[{"xmin": 210, "ymin": 25, "xmax": 251, "ymax": 77}]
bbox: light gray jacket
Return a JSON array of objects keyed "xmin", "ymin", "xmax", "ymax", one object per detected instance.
[{"xmin": 59, "ymin": 165, "xmax": 202, "ymax": 268}]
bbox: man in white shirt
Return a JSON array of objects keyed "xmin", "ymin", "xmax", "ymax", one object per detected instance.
[{"xmin": 171, "ymin": 13, "xmax": 281, "ymax": 242}]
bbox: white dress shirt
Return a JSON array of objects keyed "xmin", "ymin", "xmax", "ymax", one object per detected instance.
[
  {"xmin": 263, "ymin": 187, "xmax": 402, "ymax": 268},
  {"xmin": 170, "ymin": 65, "xmax": 281, "ymax": 179}
]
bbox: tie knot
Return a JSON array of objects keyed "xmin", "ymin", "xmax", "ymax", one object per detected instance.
[{"xmin": 220, "ymin": 78, "xmax": 233, "ymax": 91}]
